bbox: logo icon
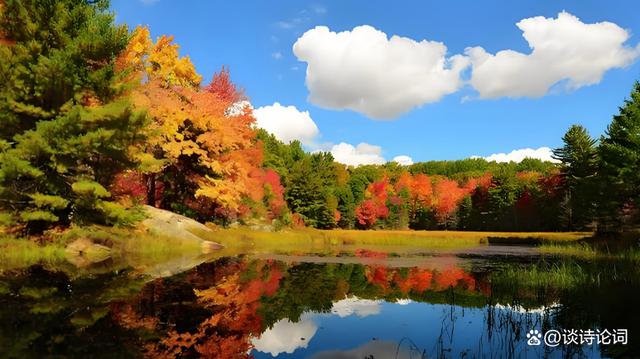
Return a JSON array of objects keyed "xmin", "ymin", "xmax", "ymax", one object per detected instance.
[{"xmin": 527, "ymin": 329, "xmax": 542, "ymax": 346}]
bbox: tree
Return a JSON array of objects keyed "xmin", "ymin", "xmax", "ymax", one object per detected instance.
[
  {"xmin": 285, "ymin": 156, "xmax": 335, "ymax": 228},
  {"xmin": 0, "ymin": 0, "xmax": 148, "ymax": 231},
  {"xmin": 121, "ymin": 27, "xmax": 264, "ymax": 223},
  {"xmin": 552, "ymin": 125, "xmax": 598, "ymax": 230},
  {"xmin": 432, "ymin": 178, "xmax": 466, "ymax": 229},
  {"xmin": 598, "ymin": 82, "xmax": 640, "ymax": 231}
]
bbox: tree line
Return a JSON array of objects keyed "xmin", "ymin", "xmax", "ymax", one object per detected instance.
[{"xmin": 1, "ymin": 0, "xmax": 638, "ymax": 235}]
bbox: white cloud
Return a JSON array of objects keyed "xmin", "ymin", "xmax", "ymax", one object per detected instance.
[
  {"xmin": 272, "ymin": 52, "xmax": 283, "ymax": 60},
  {"xmin": 392, "ymin": 155, "xmax": 414, "ymax": 166},
  {"xmin": 251, "ymin": 317, "xmax": 317, "ymax": 356},
  {"xmin": 253, "ymin": 102, "xmax": 320, "ymax": 145},
  {"xmin": 293, "ymin": 25, "xmax": 469, "ymax": 119},
  {"xmin": 331, "ymin": 297, "xmax": 382, "ymax": 317},
  {"xmin": 330, "ymin": 142, "xmax": 386, "ymax": 166},
  {"xmin": 478, "ymin": 147, "xmax": 559, "ymax": 163},
  {"xmin": 467, "ymin": 11, "xmax": 640, "ymax": 98}
]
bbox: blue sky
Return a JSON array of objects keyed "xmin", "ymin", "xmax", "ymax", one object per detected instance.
[{"xmin": 110, "ymin": 0, "xmax": 640, "ymax": 165}]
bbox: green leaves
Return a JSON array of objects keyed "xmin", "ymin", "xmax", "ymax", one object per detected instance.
[
  {"xmin": 72, "ymin": 180, "xmax": 110, "ymax": 198},
  {"xmin": 0, "ymin": 0, "xmax": 148, "ymax": 232},
  {"xmin": 29, "ymin": 193, "xmax": 69, "ymax": 210}
]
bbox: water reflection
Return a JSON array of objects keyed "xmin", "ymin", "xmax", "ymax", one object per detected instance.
[{"xmin": 0, "ymin": 254, "xmax": 638, "ymax": 358}]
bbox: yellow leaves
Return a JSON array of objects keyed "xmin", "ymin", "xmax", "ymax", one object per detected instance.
[
  {"xmin": 147, "ymin": 34, "xmax": 202, "ymax": 88},
  {"xmin": 195, "ymin": 176, "xmax": 244, "ymax": 211},
  {"xmin": 195, "ymin": 273, "xmax": 242, "ymax": 307},
  {"xmin": 123, "ymin": 29, "xmax": 264, "ymax": 216},
  {"xmin": 119, "ymin": 26, "xmax": 202, "ymax": 88}
]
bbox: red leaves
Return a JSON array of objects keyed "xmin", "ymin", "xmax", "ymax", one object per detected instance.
[
  {"xmin": 204, "ymin": 66, "xmax": 243, "ymax": 103},
  {"xmin": 262, "ymin": 169, "xmax": 286, "ymax": 219},
  {"xmin": 356, "ymin": 177, "xmax": 391, "ymax": 228},
  {"xmin": 363, "ymin": 265, "xmax": 476, "ymax": 294},
  {"xmin": 356, "ymin": 199, "xmax": 387, "ymax": 228},
  {"xmin": 110, "ymin": 171, "xmax": 147, "ymax": 203},
  {"xmin": 432, "ymin": 178, "xmax": 467, "ymax": 225}
]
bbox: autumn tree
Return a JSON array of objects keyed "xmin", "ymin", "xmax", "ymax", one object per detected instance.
[
  {"xmin": 432, "ymin": 178, "xmax": 467, "ymax": 229},
  {"xmin": 120, "ymin": 27, "xmax": 264, "ymax": 223}
]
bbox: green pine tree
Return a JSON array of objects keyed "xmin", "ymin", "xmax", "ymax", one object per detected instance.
[
  {"xmin": 598, "ymin": 82, "xmax": 640, "ymax": 232},
  {"xmin": 552, "ymin": 125, "xmax": 598, "ymax": 230},
  {"xmin": 0, "ymin": 0, "xmax": 148, "ymax": 232}
]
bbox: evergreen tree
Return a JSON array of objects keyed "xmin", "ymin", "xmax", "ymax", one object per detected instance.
[
  {"xmin": 0, "ymin": 0, "xmax": 147, "ymax": 231},
  {"xmin": 598, "ymin": 82, "xmax": 640, "ymax": 231},
  {"xmin": 552, "ymin": 125, "xmax": 598, "ymax": 230}
]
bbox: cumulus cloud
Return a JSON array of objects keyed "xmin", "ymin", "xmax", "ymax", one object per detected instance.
[
  {"xmin": 329, "ymin": 142, "xmax": 386, "ymax": 166},
  {"xmin": 293, "ymin": 25, "xmax": 469, "ymax": 119},
  {"xmin": 467, "ymin": 11, "xmax": 640, "ymax": 98},
  {"xmin": 251, "ymin": 317, "xmax": 317, "ymax": 356},
  {"xmin": 331, "ymin": 297, "xmax": 382, "ymax": 318},
  {"xmin": 476, "ymin": 147, "xmax": 559, "ymax": 163},
  {"xmin": 253, "ymin": 102, "xmax": 320, "ymax": 145},
  {"xmin": 392, "ymin": 155, "xmax": 414, "ymax": 166}
]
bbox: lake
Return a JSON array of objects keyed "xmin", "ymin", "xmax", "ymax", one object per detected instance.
[{"xmin": 0, "ymin": 244, "xmax": 638, "ymax": 358}]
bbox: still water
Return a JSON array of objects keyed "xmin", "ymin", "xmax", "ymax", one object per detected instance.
[{"xmin": 0, "ymin": 247, "xmax": 638, "ymax": 358}]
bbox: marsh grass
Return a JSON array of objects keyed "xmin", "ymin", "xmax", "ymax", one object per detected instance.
[
  {"xmin": 1, "ymin": 225, "xmax": 206, "ymax": 271},
  {"xmin": 492, "ymin": 261, "xmax": 596, "ymax": 291},
  {"xmin": 201, "ymin": 228, "xmax": 591, "ymax": 256},
  {"xmin": 538, "ymin": 242, "xmax": 598, "ymax": 258},
  {"xmin": 0, "ymin": 236, "xmax": 66, "ymax": 270}
]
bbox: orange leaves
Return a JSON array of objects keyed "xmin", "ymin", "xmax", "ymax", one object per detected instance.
[
  {"xmin": 131, "ymin": 64, "xmax": 262, "ymax": 216},
  {"xmin": 205, "ymin": 66, "xmax": 243, "ymax": 103},
  {"xmin": 356, "ymin": 177, "xmax": 392, "ymax": 228},
  {"xmin": 432, "ymin": 178, "xmax": 467, "ymax": 224},
  {"xmin": 363, "ymin": 265, "xmax": 476, "ymax": 294},
  {"xmin": 263, "ymin": 169, "xmax": 286, "ymax": 219},
  {"xmin": 146, "ymin": 261, "xmax": 284, "ymax": 358}
]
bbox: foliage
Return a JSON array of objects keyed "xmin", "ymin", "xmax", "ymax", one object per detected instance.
[
  {"xmin": 598, "ymin": 82, "xmax": 640, "ymax": 231},
  {"xmin": 0, "ymin": 0, "xmax": 148, "ymax": 232},
  {"xmin": 553, "ymin": 125, "xmax": 598, "ymax": 230}
]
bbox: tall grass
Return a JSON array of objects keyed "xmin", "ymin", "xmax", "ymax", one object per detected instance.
[
  {"xmin": 538, "ymin": 242, "xmax": 597, "ymax": 258},
  {"xmin": 200, "ymin": 227, "xmax": 591, "ymax": 256},
  {"xmin": 0, "ymin": 236, "xmax": 66, "ymax": 270},
  {"xmin": 492, "ymin": 261, "xmax": 597, "ymax": 291}
]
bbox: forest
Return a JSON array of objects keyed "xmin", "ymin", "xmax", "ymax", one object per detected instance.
[{"xmin": 1, "ymin": 0, "xmax": 639, "ymax": 239}]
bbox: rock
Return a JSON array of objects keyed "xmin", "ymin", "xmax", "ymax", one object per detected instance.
[
  {"xmin": 141, "ymin": 205, "xmax": 223, "ymax": 251},
  {"xmin": 65, "ymin": 238, "xmax": 112, "ymax": 267}
]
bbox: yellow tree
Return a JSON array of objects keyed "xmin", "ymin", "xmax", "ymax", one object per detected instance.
[{"xmin": 118, "ymin": 27, "xmax": 264, "ymax": 221}]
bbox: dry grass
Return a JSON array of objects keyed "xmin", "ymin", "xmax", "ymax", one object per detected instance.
[{"xmin": 199, "ymin": 228, "xmax": 592, "ymax": 256}]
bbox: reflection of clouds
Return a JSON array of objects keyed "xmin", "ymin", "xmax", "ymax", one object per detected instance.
[
  {"xmin": 494, "ymin": 302, "xmax": 561, "ymax": 315},
  {"xmin": 251, "ymin": 316, "xmax": 317, "ymax": 356},
  {"xmin": 331, "ymin": 297, "xmax": 381, "ymax": 318},
  {"xmin": 396, "ymin": 299, "xmax": 412, "ymax": 305},
  {"xmin": 310, "ymin": 340, "xmax": 412, "ymax": 359}
]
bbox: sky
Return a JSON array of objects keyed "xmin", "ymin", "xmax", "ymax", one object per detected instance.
[{"xmin": 110, "ymin": 0, "xmax": 640, "ymax": 166}]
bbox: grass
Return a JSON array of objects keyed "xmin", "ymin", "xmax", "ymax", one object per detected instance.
[
  {"xmin": 538, "ymin": 242, "xmax": 598, "ymax": 258},
  {"xmin": 0, "ymin": 225, "xmax": 207, "ymax": 272},
  {"xmin": 198, "ymin": 227, "xmax": 592, "ymax": 256},
  {"xmin": 492, "ymin": 261, "xmax": 596, "ymax": 291},
  {"xmin": 0, "ymin": 236, "xmax": 67, "ymax": 271}
]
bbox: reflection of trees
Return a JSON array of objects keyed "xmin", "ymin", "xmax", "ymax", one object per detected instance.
[
  {"xmin": 136, "ymin": 258, "xmax": 284, "ymax": 358},
  {"xmin": 5, "ymin": 258, "xmax": 638, "ymax": 358},
  {"xmin": 0, "ymin": 265, "xmax": 146, "ymax": 358}
]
